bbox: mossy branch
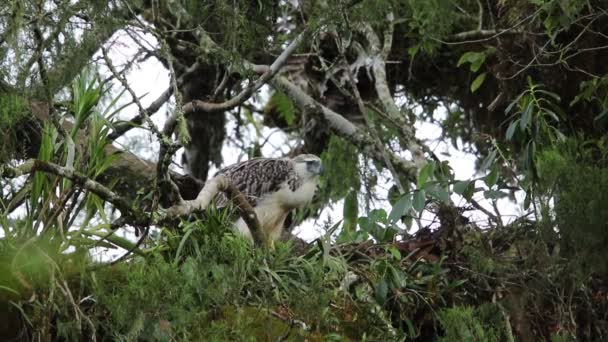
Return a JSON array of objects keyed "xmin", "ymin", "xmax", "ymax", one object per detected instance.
[
  {"xmin": 181, "ymin": 30, "xmax": 308, "ymax": 115},
  {"xmin": 1, "ymin": 159, "xmax": 147, "ymax": 226}
]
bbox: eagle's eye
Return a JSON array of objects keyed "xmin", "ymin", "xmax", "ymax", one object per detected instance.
[{"xmin": 306, "ymin": 160, "xmax": 324, "ymax": 175}]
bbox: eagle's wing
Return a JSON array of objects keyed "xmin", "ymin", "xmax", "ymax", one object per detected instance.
[{"xmin": 213, "ymin": 158, "xmax": 300, "ymax": 208}]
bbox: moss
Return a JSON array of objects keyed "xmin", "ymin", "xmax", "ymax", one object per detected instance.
[{"xmin": 0, "ymin": 93, "xmax": 30, "ymax": 162}]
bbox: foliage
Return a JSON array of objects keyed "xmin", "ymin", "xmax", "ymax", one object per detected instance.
[
  {"xmin": 0, "ymin": 93, "xmax": 29, "ymax": 162},
  {"xmin": 534, "ymin": 139, "xmax": 608, "ymax": 277},
  {"xmin": 438, "ymin": 305, "xmax": 505, "ymax": 342}
]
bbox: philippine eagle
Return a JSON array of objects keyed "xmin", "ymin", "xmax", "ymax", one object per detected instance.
[{"xmin": 213, "ymin": 154, "xmax": 323, "ymax": 243}]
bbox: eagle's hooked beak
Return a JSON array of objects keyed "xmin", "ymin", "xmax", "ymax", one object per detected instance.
[{"xmin": 317, "ymin": 162, "xmax": 324, "ymax": 175}]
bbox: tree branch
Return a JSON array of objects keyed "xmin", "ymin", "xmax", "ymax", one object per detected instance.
[
  {"xmin": 357, "ymin": 20, "xmax": 427, "ymax": 170},
  {"xmin": 100, "ymin": 42, "xmax": 164, "ymax": 140},
  {"xmin": 273, "ymin": 76, "xmax": 419, "ymax": 181},
  {"xmin": 107, "ymin": 87, "xmax": 172, "ymax": 140},
  {"xmin": 342, "ymin": 58, "xmax": 406, "ymax": 194},
  {"xmin": 107, "ymin": 61, "xmax": 201, "ymax": 141},
  {"xmin": 182, "ymin": 30, "xmax": 308, "ymax": 114},
  {"xmin": 1, "ymin": 159, "xmax": 147, "ymax": 226}
]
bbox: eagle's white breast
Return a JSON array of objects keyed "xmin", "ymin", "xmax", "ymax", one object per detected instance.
[{"xmin": 234, "ymin": 177, "xmax": 317, "ymax": 241}]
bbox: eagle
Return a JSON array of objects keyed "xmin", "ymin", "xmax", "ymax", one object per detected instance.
[{"xmin": 213, "ymin": 154, "xmax": 323, "ymax": 243}]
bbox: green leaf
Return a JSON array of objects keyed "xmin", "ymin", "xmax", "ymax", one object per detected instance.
[
  {"xmin": 343, "ymin": 190, "xmax": 359, "ymax": 232},
  {"xmin": 457, "ymin": 51, "xmax": 485, "ymax": 72},
  {"xmin": 543, "ymin": 110, "xmax": 559, "ymax": 124},
  {"xmin": 470, "ymin": 72, "xmax": 487, "ymax": 93},
  {"xmin": 404, "ymin": 318, "xmax": 417, "ymax": 338},
  {"xmin": 484, "ymin": 165, "xmax": 499, "ymax": 188},
  {"xmin": 374, "ymin": 277, "xmax": 388, "ymax": 304},
  {"xmin": 480, "ymin": 149, "xmax": 497, "ymax": 172},
  {"xmin": 595, "ymin": 109, "xmax": 608, "ymax": 121},
  {"xmin": 425, "ymin": 183, "xmax": 450, "ymax": 203},
  {"xmin": 520, "ymin": 102, "xmax": 534, "ymax": 130},
  {"xmin": 387, "ymin": 185, "xmax": 400, "ymax": 205},
  {"xmin": 506, "ymin": 120, "xmax": 519, "ymax": 140},
  {"xmin": 174, "ymin": 228, "xmax": 195, "ymax": 265},
  {"xmin": 417, "ymin": 161, "xmax": 434, "ymax": 188},
  {"xmin": 483, "ymin": 190, "xmax": 509, "ymax": 199},
  {"xmin": 403, "ymin": 216, "xmax": 413, "ymax": 230},
  {"xmin": 408, "ymin": 44, "xmax": 420, "ymax": 57},
  {"xmin": 388, "ymin": 194, "xmax": 412, "ymax": 223},
  {"xmin": 368, "ymin": 209, "xmax": 388, "ymax": 224},
  {"xmin": 457, "ymin": 52, "xmax": 475, "ymax": 66},
  {"xmin": 270, "ymin": 91, "xmax": 296, "ymax": 125},
  {"xmin": 463, "ymin": 183, "xmax": 476, "ymax": 201},
  {"xmin": 523, "ymin": 191, "xmax": 532, "ymax": 210},
  {"xmin": 387, "ymin": 246, "xmax": 402, "ymax": 260},
  {"xmin": 504, "ymin": 92, "xmax": 525, "ymax": 114},
  {"xmin": 453, "ymin": 180, "xmax": 471, "ymax": 195},
  {"xmin": 413, "ymin": 190, "xmax": 426, "ymax": 212},
  {"xmin": 536, "ymin": 89, "xmax": 561, "ymax": 102}
]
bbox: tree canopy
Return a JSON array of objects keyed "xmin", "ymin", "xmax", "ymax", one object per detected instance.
[{"xmin": 1, "ymin": 0, "xmax": 608, "ymax": 340}]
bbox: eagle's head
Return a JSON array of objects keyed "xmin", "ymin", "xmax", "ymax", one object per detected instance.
[{"xmin": 292, "ymin": 154, "xmax": 324, "ymax": 179}]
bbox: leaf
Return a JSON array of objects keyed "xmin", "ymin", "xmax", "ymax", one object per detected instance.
[
  {"xmin": 374, "ymin": 277, "xmax": 388, "ymax": 304},
  {"xmin": 523, "ymin": 191, "xmax": 532, "ymax": 210},
  {"xmin": 463, "ymin": 183, "xmax": 476, "ymax": 201},
  {"xmin": 174, "ymin": 228, "xmax": 195, "ymax": 265},
  {"xmin": 457, "ymin": 52, "xmax": 477, "ymax": 66},
  {"xmin": 484, "ymin": 165, "xmax": 499, "ymax": 188},
  {"xmin": 403, "ymin": 216, "xmax": 413, "ymax": 230},
  {"xmin": 457, "ymin": 51, "xmax": 485, "ymax": 72},
  {"xmin": 388, "ymin": 194, "xmax": 412, "ymax": 223},
  {"xmin": 504, "ymin": 92, "xmax": 526, "ymax": 114},
  {"xmin": 506, "ymin": 120, "xmax": 519, "ymax": 141},
  {"xmin": 368, "ymin": 209, "xmax": 388, "ymax": 224},
  {"xmin": 417, "ymin": 161, "xmax": 434, "ymax": 189},
  {"xmin": 470, "ymin": 72, "xmax": 487, "ymax": 93},
  {"xmin": 448, "ymin": 279, "xmax": 468, "ymax": 289},
  {"xmin": 470, "ymin": 57, "xmax": 485, "ymax": 73},
  {"xmin": 413, "ymin": 190, "xmax": 426, "ymax": 212},
  {"xmin": 594, "ymin": 108, "xmax": 608, "ymax": 121},
  {"xmin": 453, "ymin": 180, "xmax": 471, "ymax": 195},
  {"xmin": 425, "ymin": 183, "xmax": 450, "ymax": 203},
  {"xmin": 480, "ymin": 149, "xmax": 497, "ymax": 172},
  {"xmin": 387, "ymin": 246, "xmax": 402, "ymax": 260},
  {"xmin": 520, "ymin": 101, "xmax": 533, "ymax": 129},
  {"xmin": 483, "ymin": 190, "xmax": 509, "ymax": 199},
  {"xmin": 388, "ymin": 264, "xmax": 405, "ymax": 288},
  {"xmin": 544, "ymin": 108, "xmax": 560, "ymax": 122},
  {"xmin": 536, "ymin": 89, "xmax": 561, "ymax": 102},
  {"xmin": 270, "ymin": 91, "xmax": 296, "ymax": 125},
  {"xmin": 387, "ymin": 185, "xmax": 400, "ymax": 205},
  {"xmin": 408, "ymin": 44, "xmax": 420, "ymax": 57},
  {"xmin": 343, "ymin": 191, "xmax": 359, "ymax": 232},
  {"xmin": 404, "ymin": 318, "xmax": 417, "ymax": 338}
]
